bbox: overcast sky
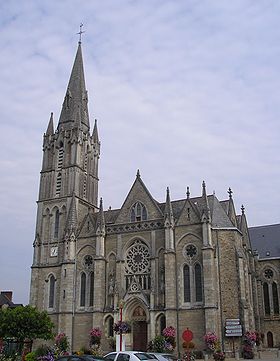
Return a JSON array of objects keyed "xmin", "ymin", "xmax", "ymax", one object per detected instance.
[{"xmin": 0, "ymin": 0, "xmax": 279, "ymax": 305}]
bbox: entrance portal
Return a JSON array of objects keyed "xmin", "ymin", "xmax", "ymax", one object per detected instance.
[
  {"xmin": 267, "ymin": 332, "xmax": 274, "ymax": 347},
  {"xmin": 132, "ymin": 306, "xmax": 147, "ymax": 351}
]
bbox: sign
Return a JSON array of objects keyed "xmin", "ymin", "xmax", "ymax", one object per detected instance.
[
  {"xmin": 182, "ymin": 329, "xmax": 193, "ymax": 342},
  {"xmin": 225, "ymin": 319, "xmax": 242, "ymax": 337}
]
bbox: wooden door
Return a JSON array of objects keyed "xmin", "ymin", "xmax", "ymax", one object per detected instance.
[
  {"xmin": 133, "ymin": 321, "xmax": 147, "ymax": 351},
  {"xmin": 267, "ymin": 332, "xmax": 274, "ymax": 347}
]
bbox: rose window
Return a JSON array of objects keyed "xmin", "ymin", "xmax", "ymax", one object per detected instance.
[
  {"xmin": 84, "ymin": 255, "xmax": 93, "ymax": 268},
  {"xmin": 184, "ymin": 244, "xmax": 197, "ymax": 258},
  {"xmin": 264, "ymin": 269, "xmax": 273, "ymax": 279},
  {"xmin": 126, "ymin": 240, "xmax": 150, "ymax": 274}
]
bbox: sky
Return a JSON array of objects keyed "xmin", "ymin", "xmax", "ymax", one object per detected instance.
[{"xmin": 0, "ymin": 0, "xmax": 279, "ymax": 305}]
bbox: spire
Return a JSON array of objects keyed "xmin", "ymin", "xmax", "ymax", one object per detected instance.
[
  {"xmin": 46, "ymin": 112, "xmax": 54, "ymax": 136},
  {"xmin": 164, "ymin": 187, "xmax": 174, "ymax": 227},
  {"xmin": 66, "ymin": 193, "xmax": 78, "ymax": 230},
  {"xmin": 92, "ymin": 119, "xmax": 99, "ymax": 143},
  {"xmin": 58, "ymin": 42, "xmax": 89, "ymax": 131},
  {"xmin": 201, "ymin": 180, "xmax": 211, "ymax": 222},
  {"xmin": 97, "ymin": 197, "xmax": 105, "ymax": 228},
  {"xmin": 227, "ymin": 187, "xmax": 237, "ymax": 226},
  {"xmin": 96, "ymin": 197, "xmax": 106, "ymax": 237}
]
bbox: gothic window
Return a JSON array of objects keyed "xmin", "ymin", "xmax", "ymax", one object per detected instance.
[
  {"xmin": 183, "ymin": 265, "xmax": 190, "ymax": 302},
  {"xmin": 195, "ymin": 263, "xmax": 202, "ymax": 302},
  {"xmin": 159, "ymin": 314, "xmax": 166, "ymax": 334},
  {"xmin": 106, "ymin": 315, "xmax": 114, "ymax": 337},
  {"xmin": 184, "ymin": 244, "xmax": 197, "ymax": 258},
  {"xmin": 49, "ymin": 275, "xmax": 55, "ymax": 308},
  {"xmin": 89, "ymin": 272, "xmax": 94, "ymax": 307},
  {"xmin": 80, "ymin": 272, "xmax": 86, "ymax": 307},
  {"xmin": 263, "ymin": 282, "xmax": 270, "ymax": 315},
  {"xmin": 125, "ymin": 240, "xmax": 150, "ymax": 290},
  {"xmin": 264, "ymin": 269, "xmax": 273, "ymax": 279},
  {"xmin": 272, "ymin": 282, "xmax": 279, "ymax": 314},
  {"xmin": 54, "ymin": 210, "xmax": 59, "ymax": 238},
  {"xmin": 130, "ymin": 202, "xmax": 147, "ymax": 222},
  {"xmin": 84, "ymin": 255, "xmax": 93, "ymax": 269}
]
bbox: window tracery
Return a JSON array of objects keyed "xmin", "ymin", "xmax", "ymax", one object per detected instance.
[
  {"xmin": 130, "ymin": 202, "xmax": 147, "ymax": 222},
  {"xmin": 125, "ymin": 240, "xmax": 150, "ymax": 290}
]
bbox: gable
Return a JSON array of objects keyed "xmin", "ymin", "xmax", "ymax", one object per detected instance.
[
  {"xmin": 176, "ymin": 198, "xmax": 200, "ymax": 226},
  {"xmin": 115, "ymin": 176, "xmax": 163, "ymax": 224},
  {"xmin": 78, "ymin": 213, "xmax": 96, "ymax": 238}
]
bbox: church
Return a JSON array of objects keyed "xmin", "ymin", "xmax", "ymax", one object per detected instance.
[{"xmin": 29, "ymin": 41, "xmax": 279, "ymax": 354}]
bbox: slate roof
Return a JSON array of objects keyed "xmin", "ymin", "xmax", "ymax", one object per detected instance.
[
  {"xmin": 100, "ymin": 193, "xmax": 237, "ymax": 229},
  {"xmin": 249, "ymin": 223, "xmax": 280, "ymax": 259}
]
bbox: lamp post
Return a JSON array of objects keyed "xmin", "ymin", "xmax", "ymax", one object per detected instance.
[{"xmin": 119, "ymin": 299, "xmax": 124, "ymax": 351}]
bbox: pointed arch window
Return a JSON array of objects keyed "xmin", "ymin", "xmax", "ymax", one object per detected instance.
[
  {"xmin": 263, "ymin": 282, "xmax": 270, "ymax": 315},
  {"xmin": 49, "ymin": 275, "xmax": 55, "ymax": 308},
  {"xmin": 130, "ymin": 202, "xmax": 147, "ymax": 222},
  {"xmin": 89, "ymin": 272, "xmax": 94, "ymax": 307},
  {"xmin": 80, "ymin": 272, "xmax": 86, "ymax": 307},
  {"xmin": 183, "ymin": 265, "xmax": 190, "ymax": 302},
  {"xmin": 54, "ymin": 210, "xmax": 59, "ymax": 238},
  {"xmin": 272, "ymin": 282, "xmax": 279, "ymax": 314},
  {"xmin": 195, "ymin": 263, "xmax": 202, "ymax": 302},
  {"xmin": 159, "ymin": 314, "xmax": 166, "ymax": 334},
  {"xmin": 107, "ymin": 316, "xmax": 114, "ymax": 337}
]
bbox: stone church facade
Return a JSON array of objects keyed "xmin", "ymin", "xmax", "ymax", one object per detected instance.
[{"xmin": 29, "ymin": 42, "xmax": 279, "ymax": 353}]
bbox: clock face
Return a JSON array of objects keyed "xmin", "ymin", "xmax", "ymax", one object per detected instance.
[{"xmin": 50, "ymin": 246, "xmax": 58, "ymax": 257}]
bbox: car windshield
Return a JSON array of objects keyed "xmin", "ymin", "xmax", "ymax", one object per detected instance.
[{"xmin": 135, "ymin": 354, "xmax": 156, "ymax": 360}]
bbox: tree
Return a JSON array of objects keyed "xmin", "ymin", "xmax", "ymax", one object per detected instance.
[{"xmin": 0, "ymin": 305, "xmax": 54, "ymax": 350}]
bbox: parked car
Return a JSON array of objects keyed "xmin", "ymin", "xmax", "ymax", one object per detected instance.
[
  {"xmin": 147, "ymin": 353, "xmax": 178, "ymax": 361},
  {"xmin": 56, "ymin": 356, "xmax": 104, "ymax": 361},
  {"xmin": 104, "ymin": 351, "xmax": 157, "ymax": 361}
]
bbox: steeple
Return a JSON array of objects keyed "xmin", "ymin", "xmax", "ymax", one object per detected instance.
[{"xmin": 58, "ymin": 42, "xmax": 89, "ymax": 132}]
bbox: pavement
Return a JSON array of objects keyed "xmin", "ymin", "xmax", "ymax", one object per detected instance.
[{"xmin": 224, "ymin": 350, "xmax": 280, "ymax": 361}]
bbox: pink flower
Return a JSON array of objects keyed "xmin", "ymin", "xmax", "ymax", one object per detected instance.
[
  {"xmin": 163, "ymin": 326, "xmax": 176, "ymax": 338},
  {"xmin": 90, "ymin": 327, "xmax": 102, "ymax": 338}
]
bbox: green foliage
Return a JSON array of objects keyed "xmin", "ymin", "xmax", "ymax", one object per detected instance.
[
  {"xmin": 0, "ymin": 306, "xmax": 54, "ymax": 342},
  {"xmin": 34, "ymin": 345, "xmax": 52, "ymax": 357},
  {"xmin": 148, "ymin": 335, "xmax": 166, "ymax": 352},
  {"xmin": 25, "ymin": 352, "xmax": 37, "ymax": 361}
]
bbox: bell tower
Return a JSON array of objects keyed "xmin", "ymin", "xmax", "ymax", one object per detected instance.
[{"xmin": 30, "ymin": 40, "xmax": 100, "ymax": 315}]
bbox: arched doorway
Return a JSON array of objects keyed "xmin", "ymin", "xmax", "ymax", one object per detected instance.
[
  {"xmin": 267, "ymin": 332, "xmax": 274, "ymax": 348},
  {"xmin": 132, "ymin": 306, "xmax": 147, "ymax": 351}
]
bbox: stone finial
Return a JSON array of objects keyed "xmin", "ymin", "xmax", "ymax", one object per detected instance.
[
  {"xmin": 241, "ymin": 204, "xmax": 245, "ymax": 214},
  {"xmin": 136, "ymin": 169, "xmax": 141, "ymax": 178},
  {"xmin": 228, "ymin": 187, "xmax": 233, "ymax": 199},
  {"xmin": 186, "ymin": 186, "xmax": 190, "ymax": 199}
]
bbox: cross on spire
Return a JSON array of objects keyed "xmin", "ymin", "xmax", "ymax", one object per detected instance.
[{"xmin": 77, "ymin": 23, "xmax": 85, "ymax": 44}]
